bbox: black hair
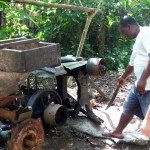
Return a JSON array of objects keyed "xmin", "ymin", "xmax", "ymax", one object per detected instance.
[{"xmin": 120, "ymin": 16, "xmax": 139, "ymax": 27}]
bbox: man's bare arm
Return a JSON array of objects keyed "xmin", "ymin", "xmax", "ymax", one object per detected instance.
[
  {"xmin": 137, "ymin": 54, "xmax": 150, "ymax": 94},
  {"xmin": 121, "ymin": 65, "xmax": 134, "ymax": 79},
  {"xmin": 118, "ymin": 65, "xmax": 134, "ymax": 86}
]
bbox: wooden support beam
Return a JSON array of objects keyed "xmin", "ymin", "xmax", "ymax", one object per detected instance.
[{"xmin": 13, "ymin": 0, "xmax": 96, "ymax": 13}]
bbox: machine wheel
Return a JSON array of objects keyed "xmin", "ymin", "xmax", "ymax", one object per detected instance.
[
  {"xmin": 27, "ymin": 89, "xmax": 62, "ymax": 119},
  {"xmin": 10, "ymin": 119, "xmax": 44, "ymax": 150}
]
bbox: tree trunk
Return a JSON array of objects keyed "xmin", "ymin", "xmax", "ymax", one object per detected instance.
[
  {"xmin": 0, "ymin": 12, "xmax": 6, "ymax": 29},
  {"xmin": 97, "ymin": 21, "xmax": 106, "ymax": 53}
]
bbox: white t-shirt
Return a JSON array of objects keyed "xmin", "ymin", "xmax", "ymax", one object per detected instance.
[{"xmin": 129, "ymin": 26, "xmax": 150, "ymax": 90}]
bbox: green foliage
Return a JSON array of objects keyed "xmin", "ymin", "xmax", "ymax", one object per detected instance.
[
  {"xmin": 101, "ymin": 43, "xmax": 132, "ymax": 71},
  {"xmin": 0, "ymin": 0, "xmax": 149, "ymax": 70},
  {"xmin": 97, "ymin": 0, "xmax": 150, "ymax": 70}
]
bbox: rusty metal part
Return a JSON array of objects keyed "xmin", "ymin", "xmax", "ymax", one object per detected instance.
[
  {"xmin": 0, "ymin": 71, "xmax": 29, "ymax": 99},
  {"xmin": 44, "ymin": 104, "xmax": 68, "ymax": 126},
  {"xmin": 0, "ymin": 108, "xmax": 16, "ymax": 122},
  {"xmin": 10, "ymin": 119, "xmax": 44, "ymax": 150},
  {"xmin": 86, "ymin": 58, "xmax": 106, "ymax": 76},
  {"xmin": 0, "ymin": 105, "xmax": 32, "ymax": 123},
  {"xmin": 0, "ymin": 95, "xmax": 24, "ymax": 107},
  {"xmin": 105, "ymin": 84, "xmax": 120, "ymax": 110},
  {"xmin": 0, "ymin": 96, "xmax": 16, "ymax": 107},
  {"xmin": 15, "ymin": 107, "xmax": 32, "ymax": 123}
]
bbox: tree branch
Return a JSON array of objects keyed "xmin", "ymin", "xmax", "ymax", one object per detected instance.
[{"xmin": 13, "ymin": 0, "xmax": 96, "ymax": 13}]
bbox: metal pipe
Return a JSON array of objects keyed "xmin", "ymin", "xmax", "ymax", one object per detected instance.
[{"xmin": 0, "ymin": 108, "xmax": 16, "ymax": 122}]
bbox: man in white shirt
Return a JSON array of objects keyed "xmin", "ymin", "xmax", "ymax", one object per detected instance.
[{"xmin": 103, "ymin": 16, "xmax": 150, "ymax": 139}]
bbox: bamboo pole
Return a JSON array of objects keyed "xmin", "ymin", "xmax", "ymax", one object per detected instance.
[
  {"xmin": 76, "ymin": 0, "xmax": 103, "ymax": 57},
  {"xmin": 76, "ymin": 15, "xmax": 92, "ymax": 56},
  {"xmin": 78, "ymin": 0, "xmax": 83, "ymax": 7},
  {"xmin": 13, "ymin": 0, "xmax": 96, "ymax": 13}
]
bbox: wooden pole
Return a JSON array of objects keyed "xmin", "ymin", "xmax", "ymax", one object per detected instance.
[
  {"xmin": 13, "ymin": 0, "xmax": 96, "ymax": 13},
  {"xmin": 76, "ymin": 0, "xmax": 103, "ymax": 57}
]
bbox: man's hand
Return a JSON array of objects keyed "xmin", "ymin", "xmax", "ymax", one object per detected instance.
[
  {"xmin": 118, "ymin": 77, "xmax": 126, "ymax": 87},
  {"xmin": 136, "ymin": 79, "xmax": 146, "ymax": 94},
  {"xmin": 117, "ymin": 65, "xmax": 133, "ymax": 87}
]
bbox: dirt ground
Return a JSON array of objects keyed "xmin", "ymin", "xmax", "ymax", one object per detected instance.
[{"xmin": 42, "ymin": 72, "xmax": 150, "ymax": 150}]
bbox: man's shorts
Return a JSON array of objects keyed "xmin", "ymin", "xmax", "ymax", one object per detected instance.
[{"xmin": 123, "ymin": 85, "xmax": 150, "ymax": 120}]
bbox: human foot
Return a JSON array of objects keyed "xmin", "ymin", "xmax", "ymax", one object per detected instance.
[
  {"xmin": 140, "ymin": 113, "xmax": 150, "ymax": 138},
  {"xmin": 140, "ymin": 125, "xmax": 150, "ymax": 138},
  {"xmin": 102, "ymin": 132, "xmax": 124, "ymax": 139}
]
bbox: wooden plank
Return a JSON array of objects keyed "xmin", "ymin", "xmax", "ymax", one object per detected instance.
[
  {"xmin": 0, "ymin": 42, "xmax": 60, "ymax": 72},
  {"xmin": 0, "ymin": 37, "xmax": 27, "ymax": 44},
  {"xmin": 0, "ymin": 38, "xmax": 39, "ymax": 49},
  {"xmin": 24, "ymin": 44, "xmax": 61, "ymax": 71}
]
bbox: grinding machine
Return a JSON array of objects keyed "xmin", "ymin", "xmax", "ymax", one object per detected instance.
[
  {"xmin": 33, "ymin": 55, "xmax": 107, "ymax": 125},
  {"xmin": 0, "ymin": 37, "xmax": 107, "ymax": 150},
  {"xmin": 0, "ymin": 37, "xmax": 68, "ymax": 150}
]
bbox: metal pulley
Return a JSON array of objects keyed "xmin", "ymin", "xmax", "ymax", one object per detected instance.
[
  {"xmin": 44, "ymin": 104, "xmax": 68, "ymax": 126},
  {"xmin": 86, "ymin": 58, "xmax": 106, "ymax": 76}
]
